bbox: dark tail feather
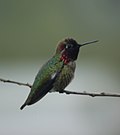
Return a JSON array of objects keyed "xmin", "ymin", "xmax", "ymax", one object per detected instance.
[{"xmin": 20, "ymin": 103, "xmax": 26, "ymax": 110}]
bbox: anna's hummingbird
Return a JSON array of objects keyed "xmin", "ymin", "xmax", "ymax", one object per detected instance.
[{"xmin": 20, "ymin": 38, "xmax": 98, "ymax": 110}]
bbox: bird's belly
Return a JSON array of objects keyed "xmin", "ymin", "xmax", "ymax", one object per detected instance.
[{"xmin": 52, "ymin": 62, "xmax": 75, "ymax": 92}]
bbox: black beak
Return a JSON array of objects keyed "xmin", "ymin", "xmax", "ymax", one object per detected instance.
[{"xmin": 79, "ymin": 40, "xmax": 99, "ymax": 47}]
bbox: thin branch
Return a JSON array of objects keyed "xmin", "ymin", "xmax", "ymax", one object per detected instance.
[
  {"xmin": 61, "ymin": 90, "xmax": 120, "ymax": 97},
  {"xmin": 0, "ymin": 78, "xmax": 120, "ymax": 97},
  {"xmin": 0, "ymin": 78, "xmax": 31, "ymax": 88}
]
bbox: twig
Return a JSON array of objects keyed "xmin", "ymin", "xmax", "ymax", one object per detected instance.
[
  {"xmin": 0, "ymin": 78, "xmax": 120, "ymax": 97},
  {"xmin": 0, "ymin": 78, "xmax": 31, "ymax": 88},
  {"xmin": 61, "ymin": 90, "xmax": 120, "ymax": 97}
]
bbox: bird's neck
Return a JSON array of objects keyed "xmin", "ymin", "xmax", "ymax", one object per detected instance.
[
  {"xmin": 60, "ymin": 53, "xmax": 71, "ymax": 64},
  {"xmin": 54, "ymin": 52, "xmax": 72, "ymax": 65}
]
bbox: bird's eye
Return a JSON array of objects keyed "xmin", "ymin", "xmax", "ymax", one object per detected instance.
[
  {"xmin": 65, "ymin": 45, "xmax": 69, "ymax": 49},
  {"xmin": 65, "ymin": 44, "xmax": 73, "ymax": 49}
]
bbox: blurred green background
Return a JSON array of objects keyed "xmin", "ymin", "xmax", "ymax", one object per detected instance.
[{"xmin": 0, "ymin": 0, "xmax": 120, "ymax": 135}]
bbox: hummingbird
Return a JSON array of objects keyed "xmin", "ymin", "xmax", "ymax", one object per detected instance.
[{"xmin": 20, "ymin": 38, "xmax": 98, "ymax": 110}]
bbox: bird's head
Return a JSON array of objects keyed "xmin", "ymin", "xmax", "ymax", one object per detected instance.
[{"xmin": 56, "ymin": 38, "xmax": 98, "ymax": 64}]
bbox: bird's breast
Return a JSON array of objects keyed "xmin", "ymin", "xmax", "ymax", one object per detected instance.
[{"xmin": 53, "ymin": 61, "xmax": 76, "ymax": 91}]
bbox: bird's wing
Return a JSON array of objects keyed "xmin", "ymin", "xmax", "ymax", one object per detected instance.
[
  {"xmin": 29, "ymin": 68, "xmax": 62, "ymax": 104},
  {"xmin": 20, "ymin": 59, "xmax": 63, "ymax": 109}
]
